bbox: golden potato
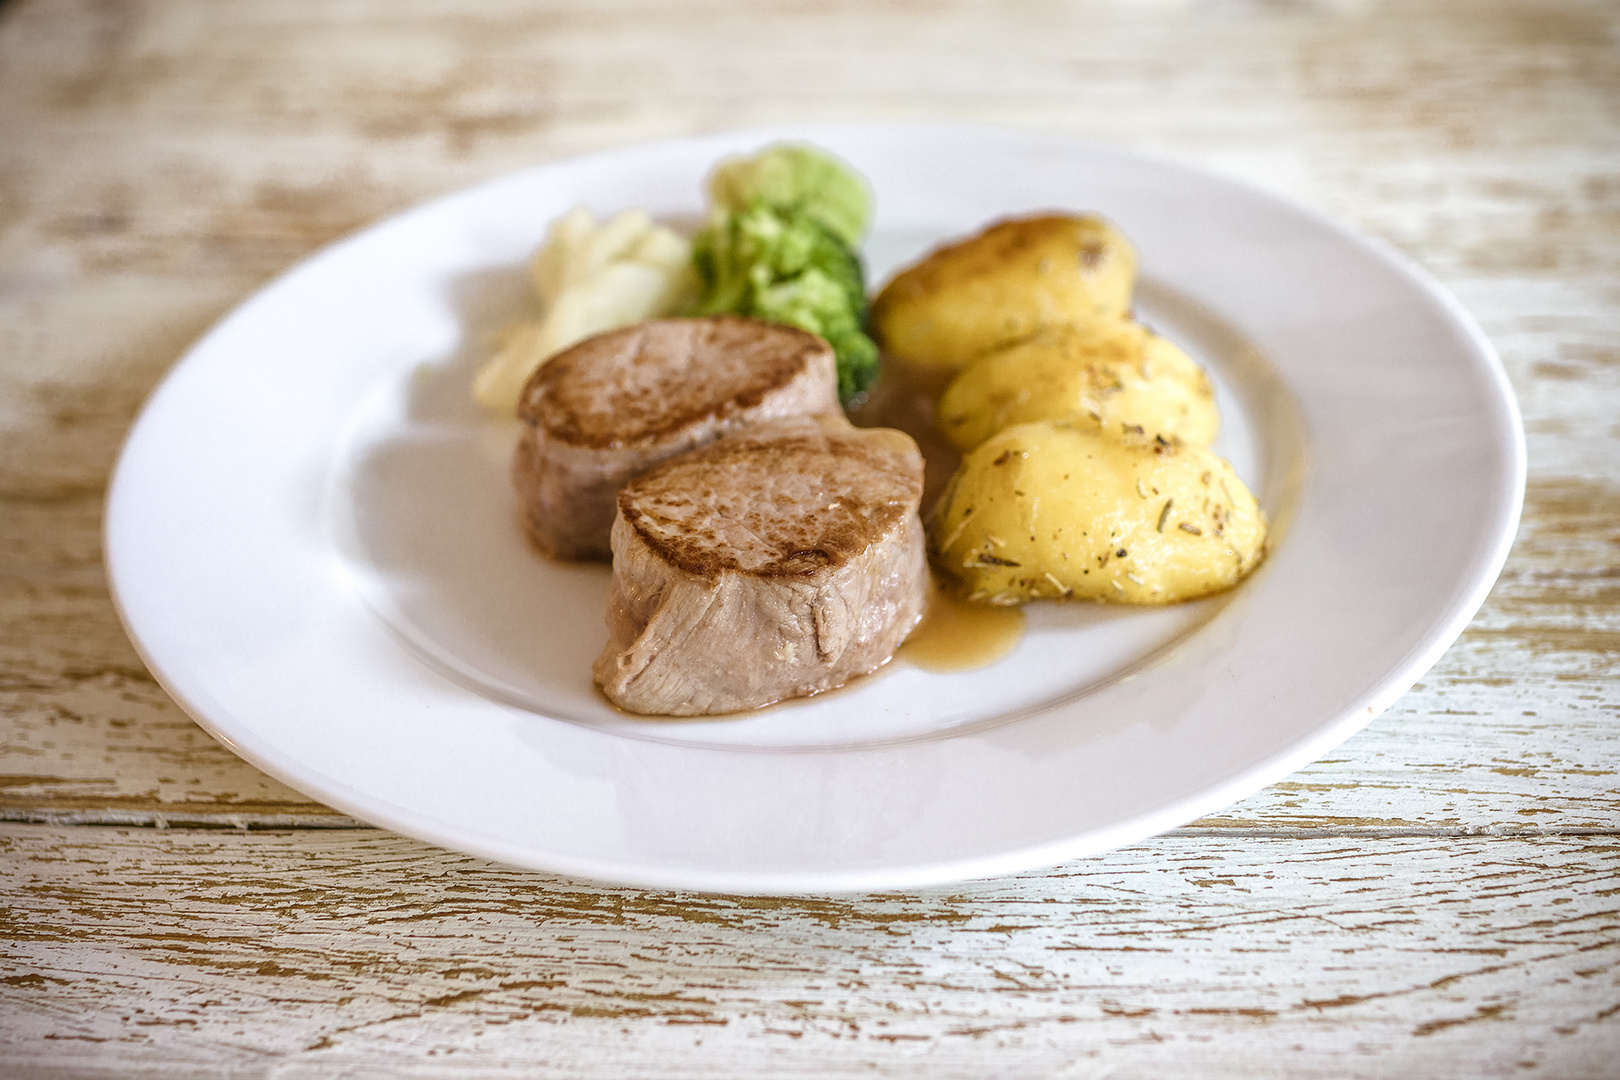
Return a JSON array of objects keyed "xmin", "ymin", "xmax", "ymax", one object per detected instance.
[
  {"xmin": 936, "ymin": 321, "xmax": 1218, "ymax": 453},
  {"xmin": 871, "ymin": 214, "xmax": 1137, "ymax": 391},
  {"xmin": 931, "ymin": 421, "xmax": 1266, "ymax": 605}
]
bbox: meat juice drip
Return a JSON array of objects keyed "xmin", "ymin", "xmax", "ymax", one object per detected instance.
[
  {"xmin": 847, "ymin": 369, "xmax": 961, "ymax": 514},
  {"xmin": 899, "ymin": 579, "xmax": 1025, "ymax": 672},
  {"xmin": 853, "ymin": 367, "xmax": 1025, "ymax": 671}
]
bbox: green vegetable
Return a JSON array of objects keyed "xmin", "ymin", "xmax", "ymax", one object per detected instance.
[
  {"xmin": 691, "ymin": 145, "xmax": 880, "ymax": 403},
  {"xmin": 707, "ymin": 144, "xmax": 870, "ymax": 249}
]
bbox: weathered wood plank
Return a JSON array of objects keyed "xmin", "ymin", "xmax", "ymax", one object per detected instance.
[
  {"xmin": 2, "ymin": 469, "xmax": 1616, "ymax": 829},
  {"xmin": 5, "ymin": 465, "xmax": 1614, "ymax": 829},
  {"xmin": 1, "ymin": 0, "xmax": 1617, "ymax": 830},
  {"xmin": 0, "ymin": 1, "xmax": 1617, "ymax": 1072},
  {"xmin": 0, "ymin": 826, "xmax": 1615, "ymax": 1077}
]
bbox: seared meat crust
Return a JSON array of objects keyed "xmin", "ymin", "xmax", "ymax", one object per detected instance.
[
  {"xmin": 513, "ymin": 316, "xmax": 839, "ymax": 560},
  {"xmin": 594, "ymin": 416, "xmax": 927, "ymax": 715}
]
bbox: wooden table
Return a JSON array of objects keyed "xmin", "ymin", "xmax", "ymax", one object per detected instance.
[{"xmin": 2, "ymin": 0, "xmax": 1616, "ymax": 1074}]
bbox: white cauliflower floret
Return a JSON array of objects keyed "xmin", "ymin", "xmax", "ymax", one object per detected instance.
[{"xmin": 473, "ymin": 207, "xmax": 699, "ymax": 415}]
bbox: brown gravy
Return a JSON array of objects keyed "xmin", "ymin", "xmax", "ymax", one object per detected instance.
[
  {"xmin": 854, "ymin": 368, "xmax": 1026, "ymax": 672},
  {"xmin": 900, "ymin": 579, "xmax": 1025, "ymax": 672},
  {"xmin": 848, "ymin": 370, "xmax": 962, "ymax": 512}
]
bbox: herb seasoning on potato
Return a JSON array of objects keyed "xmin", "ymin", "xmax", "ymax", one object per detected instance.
[
  {"xmin": 930, "ymin": 421, "xmax": 1267, "ymax": 605},
  {"xmin": 870, "ymin": 208, "xmax": 1269, "ymax": 613},
  {"xmin": 871, "ymin": 214, "xmax": 1138, "ymax": 391},
  {"xmin": 936, "ymin": 320, "xmax": 1219, "ymax": 453}
]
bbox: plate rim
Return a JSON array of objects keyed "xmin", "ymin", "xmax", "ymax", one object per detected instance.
[{"xmin": 104, "ymin": 121, "xmax": 1526, "ymax": 894}]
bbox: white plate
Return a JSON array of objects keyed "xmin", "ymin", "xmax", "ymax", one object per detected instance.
[{"xmin": 106, "ymin": 124, "xmax": 1524, "ymax": 894}]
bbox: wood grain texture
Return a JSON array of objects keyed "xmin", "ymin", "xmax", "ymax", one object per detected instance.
[
  {"xmin": 1, "ymin": 0, "xmax": 1615, "ymax": 829},
  {"xmin": 1, "ymin": 0, "xmax": 1617, "ymax": 1072},
  {"xmin": 1, "ymin": 826, "xmax": 1617, "ymax": 1078}
]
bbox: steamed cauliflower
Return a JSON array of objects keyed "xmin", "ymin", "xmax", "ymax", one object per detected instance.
[{"xmin": 473, "ymin": 207, "xmax": 699, "ymax": 415}]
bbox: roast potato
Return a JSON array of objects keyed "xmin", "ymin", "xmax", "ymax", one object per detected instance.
[
  {"xmin": 936, "ymin": 321, "xmax": 1218, "ymax": 453},
  {"xmin": 871, "ymin": 214, "xmax": 1137, "ymax": 391},
  {"xmin": 931, "ymin": 421, "xmax": 1266, "ymax": 604}
]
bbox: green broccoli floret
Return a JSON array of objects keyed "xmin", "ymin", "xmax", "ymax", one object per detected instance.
[
  {"xmin": 691, "ymin": 146, "xmax": 881, "ymax": 404},
  {"xmin": 753, "ymin": 270, "xmax": 879, "ymax": 404},
  {"xmin": 707, "ymin": 144, "xmax": 870, "ymax": 249}
]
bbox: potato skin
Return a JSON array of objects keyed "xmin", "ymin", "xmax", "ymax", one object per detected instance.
[
  {"xmin": 931, "ymin": 421, "xmax": 1266, "ymax": 604},
  {"xmin": 871, "ymin": 214, "xmax": 1137, "ymax": 391},
  {"xmin": 936, "ymin": 321, "xmax": 1218, "ymax": 453}
]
